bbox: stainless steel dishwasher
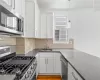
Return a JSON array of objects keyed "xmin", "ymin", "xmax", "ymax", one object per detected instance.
[{"xmin": 60, "ymin": 55, "xmax": 68, "ymax": 80}]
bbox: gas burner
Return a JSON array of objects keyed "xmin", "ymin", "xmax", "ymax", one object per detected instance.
[
  {"xmin": 13, "ymin": 56, "xmax": 33, "ymax": 60},
  {"xmin": 0, "ymin": 68, "xmax": 5, "ymax": 74},
  {"xmin": 0, "ymin": 64, "xmax": 27, "ymax": 75},
  {"xmin": 0, "ymin": 46, "xmax": 37, "ymax": 80}
]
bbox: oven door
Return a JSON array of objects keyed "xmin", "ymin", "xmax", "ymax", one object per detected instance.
[
  {"xmin": 29, "ymin": 64, "xmax": 37, "ymax": 80},
  {"xmin": 61, "ymin": 56, "xmax": 68, "ymax": 80}
]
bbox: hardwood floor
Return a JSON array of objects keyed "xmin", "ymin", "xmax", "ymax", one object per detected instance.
[{"xmin": 37, "ymin": 75, "xmax": 62, "ymax": 80}]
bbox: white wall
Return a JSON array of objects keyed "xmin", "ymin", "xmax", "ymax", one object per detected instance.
[{"xmin": 68, "ymin": 9, "xmax": 100, "ymax": 58}]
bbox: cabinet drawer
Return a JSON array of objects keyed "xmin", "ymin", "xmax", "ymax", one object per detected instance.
[
  {"xmin": 39, "ymin": 52, "xmax": 54, "ymax": 58},
  {"xmin": 72, "ymin": 69, "xmax": 83, "ymax": 80},
  {"xmin": 54, "ymin": 53, "xmax": 61, "ymax": 59},
  {"xmin": 68, "ymin": 63, "xmax": 83, "ymax": 80}
]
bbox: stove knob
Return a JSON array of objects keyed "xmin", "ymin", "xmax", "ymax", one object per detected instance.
[
  {"xmin": 27, "ymin": 71, "xmax": 31, "ymax": 74},
  {"xmin": 31, "ymin": 66, "xmax": 34, "ymax": 69},
  {"xmin": 16, "ymin": 71, "xmax": 21, "ymax": 79},
  {"xmin": 25, "ymin": 74, "xmax": 29, "ymax": 79}
]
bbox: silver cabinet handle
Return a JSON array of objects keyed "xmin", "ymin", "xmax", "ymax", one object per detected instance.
[
  {"xmin": 47, "ymin": 58, "xmax": 48, "ymax": 64},
  {"xmin": 72, "ymin": 72, "xmax": 78, "ymax": 80},
  {"xmin": 45, "ymin": 58, "xmax": 46, "ymax": 64}
]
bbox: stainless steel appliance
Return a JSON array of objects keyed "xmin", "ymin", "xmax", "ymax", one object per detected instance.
[
  {"xmin": 0, "ymin": 0, "xmax": 23, "ymax": 35},
  {"xmin": 60, "ymin": 55, "xmax": 68, "ymax": 80},
  {"xmin": 0, "ymin": 46, "xmax": 37, "ymax": 80}
]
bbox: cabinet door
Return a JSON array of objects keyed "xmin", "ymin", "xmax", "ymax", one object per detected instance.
[
  {"xmin": 15, "ymin": 0, "xmax": 22, "ymax": 15},
  {"xmin": 39, "ymin": 58, "xmax": 46, "ymax": 73},
  {"xmin": 40, "ymin": 13, "xmax": 47, "ymax": 38},
  {"xmin": 3, "ymin": 0, "xmax": 12, "ymax": 6},
  {"xmin": 54, "ymin": 53, "xmax": 61, "ymax": 74},
  {"xmin": 47, "ymin": 58, "xmax": 54, "ymax": 73},
  {"xmin": 34, "ymin": 0, "xmax": 40, "ymax": 38},
  {"xmin": 47, "ymin": 13, "xmax": 53, "ymax": 38},
  {"xmin": 24, "ymin": 1, "xmax": 35, "ymax": 38},
  {"xmin": 21, "ymin": 0, "xmax": 25, "ymax": 17}
]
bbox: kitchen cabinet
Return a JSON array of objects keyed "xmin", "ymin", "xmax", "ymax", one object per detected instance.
[
  {"xmin": 40, "ymin": 12, "xmax": 53, "ymax": 38},
  {"xmin": 40, "ymin": 13, "xmax": 47, "ymax": 38},
  {"xmin": 15, "ymin": 0, "xmax": 22, "ymax": 15},
  {"xmin": 38, "ymin": 57, "xmax": 54, "ymax": 74},
  {"xmin": 37, "ymin": 52, "xmax": 61, "ymax": 74},
  {"xmin": 24, "ymin": 0, "xmax": 40, "ymax": 38},
  {"xmin": 39, "ymin": 58, "xmax": 47, "ymax": 73},
  {"xmin": 68, "ymin": 63, "xmax": 83, "ymax": 80},
  {"xmin": 54, "ymin": 53, "xmax": 61, "ymax": 74},
  {"xmin": 34, "ymin": 0, "xmax": 41, "ymax": 38},
  {"xmin": 10, "ymin": 0, "xmax": 25, "ymax": 17},
  {"xmin": 46, "ymin": 58, "xmax": 54, "ymax": 73},
  {"xmin": 3, "ymin": 0, "xmax": 12, "ymax": 6},
  {"xmin": 47, "ymin": 13, "xmax": 53, "ymax": 38},
  {"xmin": 24, "ymin": 0, "xmax": 35, "ymax": 38},
  {"xmin": 38, "ymin": 52, "xmax": 54, "ymax": 74}
]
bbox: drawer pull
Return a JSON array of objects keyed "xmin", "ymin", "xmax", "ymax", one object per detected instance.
[{"xmin": 72, "ymin": 72, "xmax": 78, "ymax": 80}]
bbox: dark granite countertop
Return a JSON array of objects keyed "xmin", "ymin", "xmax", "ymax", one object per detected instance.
[
  {"xmin": 17, "ymin": 49, "xmax": 100, "ymax": 80},
  {"xmin": 54, "ymin": 49, "xmax": 100, "ymax": 80}
]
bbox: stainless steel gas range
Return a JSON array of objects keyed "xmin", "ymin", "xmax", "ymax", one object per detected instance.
[{"xmin": 0, "ymin": 46, "xmax": 37, "ymax": 80}]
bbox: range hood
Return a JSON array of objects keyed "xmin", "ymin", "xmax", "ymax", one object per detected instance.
[{"xmin": 0, "ymin": 0, "xmax": 23, "ymax": 35}]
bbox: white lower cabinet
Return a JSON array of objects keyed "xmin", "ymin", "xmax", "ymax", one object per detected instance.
[
  {"xmin": 39, "ymin": 58, "xmax": 47, "ymax": 73},
  {"xmin": 54, "ymin": 53, "xmax": 61, "ymax": 74},
  {"xmin": 39, "ymin": 57, "xmax": 54, "ymax": 74},
  {"xmin": 37, "ymin": 52, "xmax": 61, "ymax": 74},
  {"xmin": 68, "ymin": 63, "xmax": 83, "ymax": 80},
  {"xmin": 46, "ymin": 58, "xmax": 54, "ymax": 73}
]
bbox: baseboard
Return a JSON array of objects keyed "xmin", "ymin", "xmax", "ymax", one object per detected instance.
[{"xmin": 38, "ymin": 73, "xmax": 61, "ymax": 75}]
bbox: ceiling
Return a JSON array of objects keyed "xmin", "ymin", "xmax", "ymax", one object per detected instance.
[
  {"xmin": 37, "ymin": 0, "xmax": 69, "ymax": 10},
  {"xmin": 37, "ymin": 0, "xmax": 94, "ymax": 10}
]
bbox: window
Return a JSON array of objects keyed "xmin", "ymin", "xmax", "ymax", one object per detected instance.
[{"xmin": 53, "ymin": 14, "xmax": 69, "ymax": 43}]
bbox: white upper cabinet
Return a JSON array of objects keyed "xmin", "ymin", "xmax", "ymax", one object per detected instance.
[
  {"xmin": 40, "ymin": 12, "xmax": 53, "ymax": 39},
  {"xmin": 40, "ymin": 13, "xmax": 47, "ymax": 38},
  {"xmin": 21, "ymin": 0, "xmax": 25, "ymax": 18},
  {"xmin": 3, "ymin": 0, "xmax": 12, "ymax": 6},
  {"xmin": 24, "ymin": 0, "xmax": 35, "ymax": 38},
  {"xmin": 47, "ymin": 13, "xmax": 53, "ymax": 38},
  {"xmin": 34, "ymin": 0, "xmax": 41, "ymax": 38},
  {"xmin": 15, "ymin": 0, "xmax": 22, "ymax": 16},
  {"xmin": 23, "ymin": 0, "xmax": 40, "ymax": 38},
  {"xmin": 3, "ymin": 0, "xmax": 25, "ymax": 17},
  {"xmin": 69, "ymin": 0, "xmax": 93, "ymax": 9}
]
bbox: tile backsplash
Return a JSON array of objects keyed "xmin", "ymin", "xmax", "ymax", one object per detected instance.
[
  {"xmin": 25, "ymin": 38, "xmax": 35, "ymax": 54},
  {"xmin": 0, "ymin": 37, "xmax": 16, "ymax": 45},
  {"xmin": 35, "ymin": 39, "xmax": 74, "ymax": 49},
  {"xmin": 0, "ymin": 37, "xmax": 74, "ymax": 54},
  {"xmin": 16, "ymin": 38, "xmax": 35, "ymax": 54}
]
